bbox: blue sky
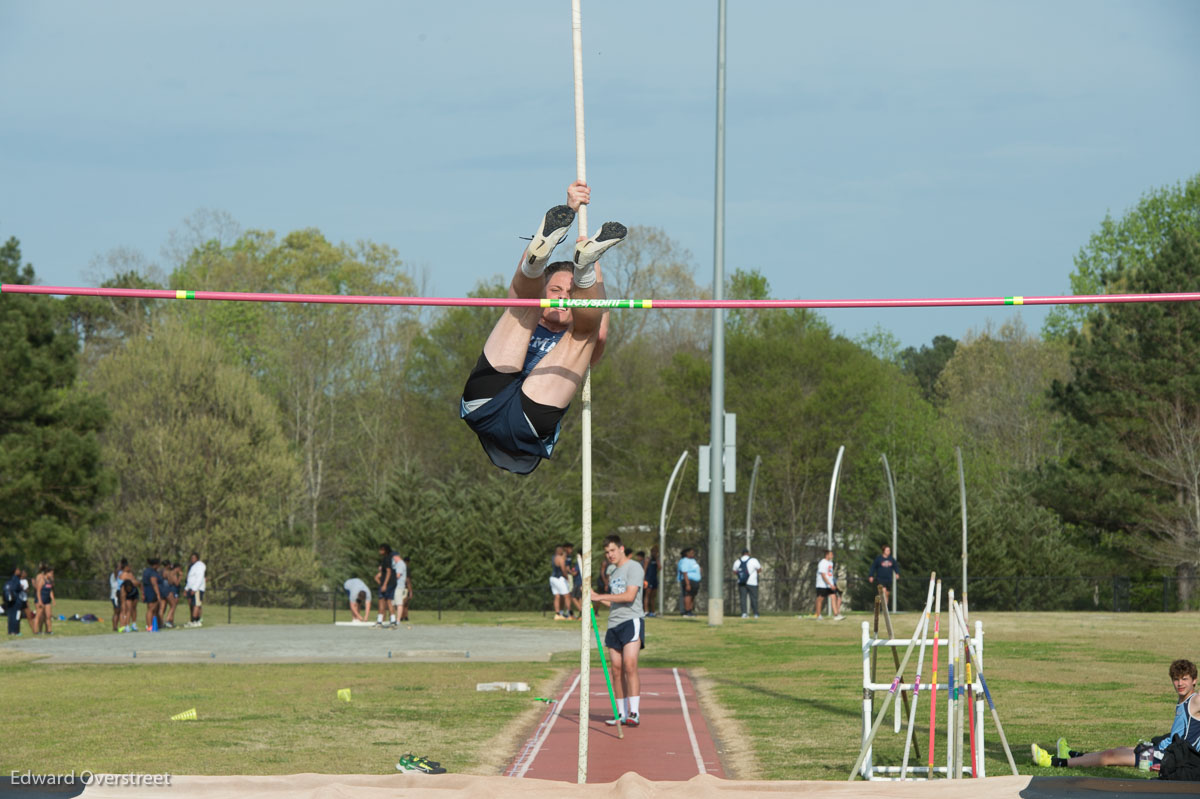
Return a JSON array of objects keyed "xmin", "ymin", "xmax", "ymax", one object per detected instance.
[{"xmin": 2, "ymin": 1, "xmax": 1197, "ymax": 348}]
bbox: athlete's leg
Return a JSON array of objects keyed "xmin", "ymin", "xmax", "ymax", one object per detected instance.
[
  {"xmin": 482, "ymin": 206, "xmax": 576, "ymax": 372},
  {"xmin": 521, "ymin": 224, "xmax": 626, "ymax": 408},
  {"xmin": 1068, "ymin": 747, "xmax": 1136, "ymax": 768},
  {"xmin": 608, "ymin": 647, "xmax": 626, "ymax": 703},
  {"xmin": 621, "ymin": 641, "xmax": 641, "ymax": 699}
]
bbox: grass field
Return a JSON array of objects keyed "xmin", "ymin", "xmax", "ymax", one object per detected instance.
[{"xmin": 2, "ymin": 598, "xmax": 1191, "ymax": 781}]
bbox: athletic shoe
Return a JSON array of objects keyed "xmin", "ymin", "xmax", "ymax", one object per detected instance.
[
  {"xmin": 834, "ymin": 614, "xmax": 845, "ymax": 621},
  {"xmin": 414, "ymin": 755, "xmax": 442, "ymax": 769},
  {"xmin": 1031, "ymin": 743, "xmax": 1052, "ymax": 768},
  {"xmin": 625, "ymin": 713, "xmax": 640, "ymax": 728},
  {"xmin": 373, "ymin": 621, "xmax": 383, "ymax": 628},
  {"xmin": 1056, "ymin": 737, "xmax": 1071, "ymax": 760},
  {"xmin": 526, "ymin": 205, "xmax": 576, "ymax": 267},
  {"xmin": 397, "ymin": 753, "xmax": 446, "ymax": 774},
  {"xmin": 390, "ymin": 622, "xmax": 398, "ymax": 629},
  {"xmin": 604, "ymin": 716, "xmax": 626, "ymax": 727},
  {"xmin": 165, "ymin": 622, "xmax": 174, "ymax": 629},
  {"xmin": 741, "ymin": 613, "xmax": 749, "ymax": 619},
  {"xmin": 573, "ymin": 222, "xmax": 627, "ymax": 267},
  {"xmin": 131, "ymin": 623, "xmax": 138, "ymax": 631}
]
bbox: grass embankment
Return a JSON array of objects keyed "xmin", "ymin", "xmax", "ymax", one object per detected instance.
[{"xmin": 1, "ymin": 600, "xmax": 1190, "ymax": 780}]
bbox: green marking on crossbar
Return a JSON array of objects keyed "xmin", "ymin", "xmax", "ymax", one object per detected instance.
[
  {"xmin": 1004, "ymin": 296, "xmax": 1024, "ymax": 305},
  {"xmin": 175, "ymin": 290, "xmax": 195, "ymax": 300},
  {"xmin": 541, "ymin": 298, "xmax": 652, "ymax": 309}
]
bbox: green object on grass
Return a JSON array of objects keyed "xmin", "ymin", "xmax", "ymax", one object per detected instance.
[{"xmin": 589, "ymin": 605, "xmax": 623, "ymax": 726}]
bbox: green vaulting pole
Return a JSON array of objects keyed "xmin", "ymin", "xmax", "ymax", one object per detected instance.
[{"xmin": 589, "ymin": 605, "xmax": 623, "ymax": 739}]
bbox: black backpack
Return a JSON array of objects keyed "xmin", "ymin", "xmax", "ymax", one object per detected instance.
[
  {"xmin": 1158, "ymin": 735, "xmax": 1200, "ymax": 781},
  {"xmin": 736, "ymin": 557, "xmax": 751, "ymax": 586}
]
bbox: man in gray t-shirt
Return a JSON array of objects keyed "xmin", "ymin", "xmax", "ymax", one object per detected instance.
[{"xmin": 592, "ymin": 534, "xmax": 646, "ymax": 727}]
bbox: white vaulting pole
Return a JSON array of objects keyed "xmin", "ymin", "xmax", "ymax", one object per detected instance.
[
  {"xmin": 849, "ymin": 573, "xmax": 936, "ymax": 780},
  {"xmin": 899, "ymin": 591, "xmax": 932, "ymax": 779},
  {"xmin": 572, "ymin": 0, "xmax": 591, "ymax": 784}
]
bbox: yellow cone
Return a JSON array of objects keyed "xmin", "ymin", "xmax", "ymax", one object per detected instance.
[
  {"xmin": 171, "ymin": 708, "xmax": 198, "ymax": 721},
  {"xmin": 337, "ymin": 688, "xmax": 352, "ymax": 702}
]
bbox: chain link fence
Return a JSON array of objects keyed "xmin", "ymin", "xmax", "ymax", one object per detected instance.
[{"xmin": 42, "ymin": 573, "xmax": 1200, "ymax": 621}]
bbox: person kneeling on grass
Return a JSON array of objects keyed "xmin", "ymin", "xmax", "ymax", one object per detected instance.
[
  {"xmin": 591, "ymin": 534, "xmax": 646, "ymax": 728},
  {"xmin": 1032, "ymin": 658, "xmax": 1200, "ymax": 770}
]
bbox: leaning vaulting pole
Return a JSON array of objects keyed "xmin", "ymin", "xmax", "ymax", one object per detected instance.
[
  {"xmin": 571, "ymin": 0, "xmax": 593, "ymax": 783},
  {"xmin": 900, "ymin": 593, "xmax": 933, "ymax": 778},
  {"xmin": 849, "ymin": 573, "xmax": 936, "ymax": 780},
  {"xmin": 952, "ymin": 600, "xmax": 1019, "ymax": 775},
  {"xmin": 827, "ymin": 445, "xmax": 846, "ymax": 552},
  {"xmin": 927, "ymin": 579, "xmax": 942, "ymax": 776},
  {"xmin": 880, "ymin": 453, "xmax": 899, "ymax": 614},
  {"xmin": 956, "ymin": 447, "xmax": 968, "ymax": 611}
]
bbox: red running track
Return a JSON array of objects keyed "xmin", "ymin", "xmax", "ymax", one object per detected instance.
[{"xmin": 506, "ymin": 667, "xmax": 726, "ymax": 782}]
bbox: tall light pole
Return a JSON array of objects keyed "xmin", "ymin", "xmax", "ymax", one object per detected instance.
[{"xmin": 707, "ymin": 0, "xmax": 728, "ymax": 627}]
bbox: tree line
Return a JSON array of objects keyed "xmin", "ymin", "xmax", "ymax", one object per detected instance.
[{"xmin": 3, "ymin": 174, "xmax": 1198, "ymax": 609}]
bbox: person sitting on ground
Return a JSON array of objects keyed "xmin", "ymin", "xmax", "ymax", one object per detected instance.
[
  {"xmin": 1032, "ymin": 658, "xmax": 1200, "ymax": 769},
  {"xmin": 460, "ymin": 180, "xmax": 626, "ymax": 474},
  {"xmin": 343, "ymin": 576, "xmax": 372, "ymax": 622}
]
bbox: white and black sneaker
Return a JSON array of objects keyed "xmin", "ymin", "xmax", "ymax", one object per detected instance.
[
  {"xmin": 604, "ymin": 716, "xmax": 626, "ymax": 727},
  {"xmin": 526, "ymin": 205, "xmax": 576, "ymax": 268},
  {"xmin": 574, "ymin": 222, "xmax": 627, "ymax": 267}
]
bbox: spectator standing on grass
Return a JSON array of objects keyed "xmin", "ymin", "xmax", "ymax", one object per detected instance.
[
  {"xmin": 36, "ymin": 565, "xmax": 55, "ymax": 635},
  {"xmin": 550, "ymin": 545, "xmax": 571, "ymax": 621},
  {"xmin": 109, "ymin": 559, "xmax": 126, "ymax": 632},
  {"xmin": 4, "ymin": 566, "xmax": 24, "ymax": 636},
  {"xmin": 399, "ymin": 557, "xmax": 413, "ymax": 622},
  {"xmin": 142, "ymin": 557, "xmax": 163, "ymax": 631},
  {"xmin": 644, "ymin": 546, "xmax": 659, "ymax": 617},
  {"xmin": 592, "ymin": 534, "xmax": 646, "ymax": 728},
  {"xmin": 563, "ymin": 543, "xmax": 582, "ymax": 620},
  {"xmin": 392, "ymin": 551, "xmax": 407, "ymax": 629},
  {"xmin": 732, "ymin": 549, "xmax": 762, "ymax": 619},
  {"xmin": 119, "ymin": 562, "xmax": 139, "ymax": 632},
  {"xmin": 163, "ymin": 561, "xmax": 182, "ymax": 628},
  {"xmin": 814, "ymin": 549, "xmax": 844, "ymax": 621},
  {"xmin": 30, "ymin": 565, "xmax": 46, "ymax": 634},
  {"xmin": 344, "ymin": 576, "xmax": 372, "ymax": 622},
  {"xmin": 867, "ymin": 544, "xmax": 900, "ymax": 607},
  {"xmin": 184, "ymin": 552, "xmax": 206, "ymax": 628},
  {"xmin": 676, "ymin": 547, "xmax": 701, "ymax": 617},
  {"xmin": 374, "ymin": 543, "xmax": 395, "ymax": 629}
]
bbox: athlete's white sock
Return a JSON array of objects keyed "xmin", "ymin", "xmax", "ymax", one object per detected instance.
[
  {"xmin": 630, "ymin": 696, "xmax": 640, "ymax": 716},
  {"xmin": 376, "ymin": 614, "xmax": 383, "ymax": 623},
  {"xmin": 623, "ymin": 697, "xmax": 631, "ymax": 717},
  {"xmin": 521, "ymin": 252, "xmax": 547, "ymax": 279},
  {"xmin": 573, "ymin": 263, "xmax": 596, "ymax": 289},
  {"xmin": 390, "ymin": 614, "xmax": 397, "ymax": 624}
]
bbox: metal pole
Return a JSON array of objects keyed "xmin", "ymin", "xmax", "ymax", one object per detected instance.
[
  {"xmin": 827, "ymin": 445, "xmax": 845, "ymax": 551},
  {"xmin": 745, "ymin": 454, "xmax": 761, "ymax": 551},
  {"xmin": 659, "ymin": 450, "xmax": 689, "ymax": 618},
  {"xmin": 707, "ymin": 0, "xmax": 727, "ymax": 627},
  {"xmin": 881, "ymin": 453, "xmax": 898, "ymax": 613}
]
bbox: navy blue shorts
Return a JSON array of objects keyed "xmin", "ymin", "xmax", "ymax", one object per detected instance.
[
  {"xmin": 604, "ymin": 618, "xmax": 646, "ymax": 651},
  {"xmin": 461, "ymin": 360, "xmax": 565, "ymax": 475},
  {"xmin": 381, "ymin": 585, "xmax": 396, "ymax": 601}
]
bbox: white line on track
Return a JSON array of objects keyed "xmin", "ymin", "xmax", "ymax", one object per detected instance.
[
  {"xmin": 672, "ymin": 667, "xmax": 707, "ymax": 775},
  {"xmin": 510, "ymin": 671, "xmax": 582, "ymax": 778}
]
